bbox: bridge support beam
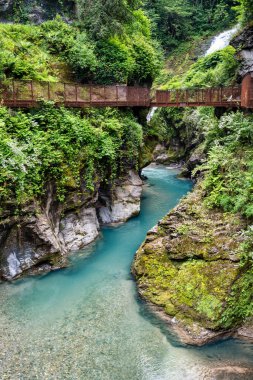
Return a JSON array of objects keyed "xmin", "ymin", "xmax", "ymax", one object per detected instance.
[{"xmin": 241, "ymin": 72, "xmax": 253, "ymax": 108}]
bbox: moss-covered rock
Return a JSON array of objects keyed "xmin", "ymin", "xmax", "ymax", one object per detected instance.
[{"xmin": 132, "ymin": 185, "xmax": 253, "ymax": 345}]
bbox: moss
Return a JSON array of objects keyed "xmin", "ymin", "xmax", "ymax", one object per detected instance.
[
  {"xmin": 220, "ymin": 263, "xmax": 253, "ymax": 329},
  {"xmin": 133, "ymin": 185, "xmax": 250, "ymax": 331},
  {"xmin": 139, "ymin": 138, "xmax": 158, "ymax": 168}
]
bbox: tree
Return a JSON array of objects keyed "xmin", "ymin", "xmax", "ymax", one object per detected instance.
[{"xmin": 75, "ymin": 0, "xmax": 142, "ymax": 38}]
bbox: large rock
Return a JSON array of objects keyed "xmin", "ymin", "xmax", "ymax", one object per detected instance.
[
  {"xmin": 60, "ymin": 207, "xmax": 100, "ymax": 251},
  {"xmin": 0, "ymin": 170, "xmax": 143, "ymax": 280},
  {"xmin": 98, "ymin": 170, "xmax": 143, "ymax": 224},
  {"xmin": 231, "ymin": 26, "xmax": 253, "ymax": 78},
  {"xmin": 132, "ymin": 185, "xmax": 252, "ymax": 346},
  {"xmin": 0, "ymin": 208, "xmax": 67, "ymax": 280},
  {"xmin": 28, "ymin": 5, "xmax": 45, "ymax": 24},
  {"xmin": 0, "ymin": 0, "xmax": 13, "ymax": 12}
]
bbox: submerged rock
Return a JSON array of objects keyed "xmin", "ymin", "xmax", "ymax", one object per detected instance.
[
  {"xmin": 132, "ymin": 185, "xmax": 252, "ymax": 346},
  {"xmin": 203, "ymin": 366, "xmax": 253, "ymax": 380}
]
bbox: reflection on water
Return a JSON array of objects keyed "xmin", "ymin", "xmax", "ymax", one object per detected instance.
[{"xmin": 0, "ymin": 165, "xmax": 252, "ymax": 380}]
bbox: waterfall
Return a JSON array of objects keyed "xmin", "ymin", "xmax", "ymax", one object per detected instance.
[
  {"xmin": 147, "ymin": 107, "xmax": 158, "ymax": 123},
  {"xmin": 205, "ymin": 25, "xmax": 239, "ymax": 56},
  {"xmin": 146, "ymin": 25, "xmax": 239, "ymax": 123}
]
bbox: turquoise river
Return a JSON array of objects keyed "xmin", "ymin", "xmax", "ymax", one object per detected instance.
[{"xmin": 0, "ymin": 166, "xmax": 252, "ymax": 379}]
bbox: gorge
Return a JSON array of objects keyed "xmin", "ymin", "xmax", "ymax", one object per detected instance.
[
  {"xmin": 0, "ymin": 0, "xmax": 253, "ymax": 378},
  {"xmin": 0, "ymin": 166, "xmax": 253, "ymax": 379}
]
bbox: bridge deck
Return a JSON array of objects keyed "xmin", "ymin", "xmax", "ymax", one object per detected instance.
[{"xmin": 0, "ymin": 74, "xmax": 252, "ymax": 109}]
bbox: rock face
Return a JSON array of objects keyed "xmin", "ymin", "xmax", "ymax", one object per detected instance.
[
  {"xmin": 0, "ymin": 0, "xmax": 13, "ymax": 12},
  {"xmin": 152, "ymin": 143, "xmax": 185, "ymax": 165},
  {"xmin": 231, "ymin": 26, "xmax": 253, "ymax": 78},
  {"xmin": 98, "ymin": 170, "xmax": 142, "ymax": 224},
  {"xmin": 28, "ymin": 5, "xmax": 45, "ymax": 24},
  {"xmin": 60, "ymin": 207, "xmax": 100, "ymax": 251},
  {"xmin": 0, "ymin": 170, "xmax": 142, "ymax": 280},
  {"xmin": 132, "ymin": 185, "xmax": 252, "ymax": 346}
]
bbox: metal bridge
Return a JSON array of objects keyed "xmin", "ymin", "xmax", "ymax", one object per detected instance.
[{"xmin": 0, "ymin": 73, "xmax": 252, "ymax": 109}]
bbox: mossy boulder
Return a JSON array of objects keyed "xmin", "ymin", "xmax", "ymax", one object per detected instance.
[{"xmin": 133, "ymin": 185, "xmax": 253, "ymax": 345}]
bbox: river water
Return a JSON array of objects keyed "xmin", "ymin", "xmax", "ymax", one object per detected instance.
[{"xmin": 0, "ymin": 166, "xmax": 252, "ymax": 380}]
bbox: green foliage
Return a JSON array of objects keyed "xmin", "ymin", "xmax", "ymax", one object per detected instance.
[
  {"xmin": 38, "ymin": 18, "xmax": 98, "ymax": 80},
  {"xmin": 94, "ymin": 37, "xmax": 135, "ymax": 84},
  {"xmin": 39, "ymin": 17, "xmax": 77, "ymax": 54},
  {"xmin": 66, "ymin": 33, "xmax": 97, "ymax": 78},
  {"xmin": 162, "ymin": 46, "xmax": 239, "ymax": 89},
  {"xmin": 76, "ymin": 0, "xmax": 141, "ymax": 39},
  {"xmin": 93, "ymin": 11, "xmax": 161, "ymax": 85},
  {"xmin": 144, "ymin": 0, "xmax": 237, "ymax": 50},
  {"xmin": 0, "ymin": 14, "xmax": 161, "ymax": 85},
  {"xmin": 235, "ymin": 0, "xmax": 253, "ymax": 25},
  {"xmin": 146, "ymin": 107, "xmax": 185, "ymax": 141},
  {"xmin": 129, "ymin": 34, "xmax": 161, "ymax": 85},
  {"xmin": 221, "ymin": 264, "xmax": 253, "ymax": 328},
  {"xmin": 197, "ymin": 112, "xmax": 253, "ymax": 218},
  {"xmin": 0, "ymin": 23, "xmax": 59, "ymax": 81},
  {"xmin": 0, "ymin": 105, "xmax": 143, "ymax": 206}
]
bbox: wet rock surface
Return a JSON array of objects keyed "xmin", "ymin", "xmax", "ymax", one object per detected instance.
[
  {"xmin": 98, "ymin": 170, "xmax": 143, "ymax": 224},
  {"xmin": 0, "ymin": 0, "xmax": 13, "ymax": 12},
  {"xmin": 132, "ymin": 185, "xmax": 252, "ymax": 346},
  {"xmin": 231, "ymin": 26, "xmax": 253, "ymax": 78}
]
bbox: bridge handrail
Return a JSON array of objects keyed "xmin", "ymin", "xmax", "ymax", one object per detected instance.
[{"xmin": 0, "ymin": 78, "xmax": 249, "ymax": 108}]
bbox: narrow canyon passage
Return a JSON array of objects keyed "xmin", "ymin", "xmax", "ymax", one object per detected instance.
[{"xmin": 0, "ymin": 166, "xmax": 252, "ymax": 380}]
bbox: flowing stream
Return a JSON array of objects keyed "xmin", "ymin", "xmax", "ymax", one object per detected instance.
[{"xmin": 0, "ymin": 166, "xmax": 252, "ymax": 380}]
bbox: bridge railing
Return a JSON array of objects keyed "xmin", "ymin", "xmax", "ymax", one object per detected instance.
[
  {"xmin": 0, "ymin": 79, "xmax": 246, "ymax": 108},
  {"xmin": 0, "ymin": 80, "xmax": 150, "ymax": 107},
  {"xmin": 152, "ymin": 86, "xmax": 241, "ymax": 107}
]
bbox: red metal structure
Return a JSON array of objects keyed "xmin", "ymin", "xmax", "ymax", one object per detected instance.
[
  {"xmin": 0, "ymin": 72, "xmax": 252, "ymax": 109},
  {"xmin": 241, "ymin": 72, "xmax": 253, "ymax": 108}
]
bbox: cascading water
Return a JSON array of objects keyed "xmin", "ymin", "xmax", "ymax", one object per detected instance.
[
  {"xmin": 205, "ymin": 25, "xmax": 239, "ymax": 56},
  {"xmin": 146, "ymin": 25, "xmax": 239, "ymax": 124},
  {"xmin": 147, "ymin": 106, "xmax": 158, "ymax": 123}
]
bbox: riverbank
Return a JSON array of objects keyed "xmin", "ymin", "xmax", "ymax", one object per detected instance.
[
  {"xmin": 1, "ymin": 166, "xmax": 253, "ymax": 379},
  {"xmin": 133, "ymin": 180, "xmax": 253, "ymax": 346}
]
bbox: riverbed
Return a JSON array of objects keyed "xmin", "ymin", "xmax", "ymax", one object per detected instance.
[{"xmin": 0, "ymin": 165, "xmax": 252, "ymax": 379}]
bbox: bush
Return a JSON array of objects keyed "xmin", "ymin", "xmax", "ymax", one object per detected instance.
[
  {"xmin": 130, "ymin": 35, "xmax": 161, "ymax": 85},
  {"xmin": 66, "ymin": 33, "xmax": 97, "ymax": 79},
  {"xmin": 198, "ymin": 112, "xmax": 253, "ymax": 218},
  {"xmin": 39, "ymin": 17, "xmax": 77, "ymax": 55},
  {"xmin": 0, "ymin": 105, "xmax": 143, "ymax": 207},
  {"xmin": 163, "ymin": 46, "xmax": 239, "ymax": 89},
  {"xmin": 94, "ymin": 37, "xmax": 135, "ymax": 84}
]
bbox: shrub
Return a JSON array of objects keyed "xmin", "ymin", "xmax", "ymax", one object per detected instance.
[
  {"xmin": 198, "ymin": 112, "xmax": 253, "ymax": 218},
  {"xmin": 0, "ymin": 105, "xmax": 143, "ymax": 207},
  {"xmin": 66, "ymin": 33, "xmax": 97, "ymax": 79}
]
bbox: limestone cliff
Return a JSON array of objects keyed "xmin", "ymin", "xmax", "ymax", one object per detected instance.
[
  {"xmin": 231, "ymin": 25, "xmax": 253, "ymax": 78},
  {"xmin": 0, "ymin": 170, "xmax": 142, "ymax": 280}
]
